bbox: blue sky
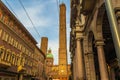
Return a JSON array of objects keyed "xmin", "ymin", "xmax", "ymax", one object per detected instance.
[{"xmin": 1, "ymin": 0, "xmax": 70, "ymax": 64}]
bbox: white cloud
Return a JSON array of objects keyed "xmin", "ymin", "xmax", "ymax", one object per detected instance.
[{"xmin": 15, "ymin": 3, "xmax": 54, "ymax": 28}]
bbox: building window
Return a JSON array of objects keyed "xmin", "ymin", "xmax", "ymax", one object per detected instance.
[
  {"xmin": 12, "ymin": 54, "xmax": 15, "ymax": 65},
  {"xmin": 25, "ymin": 58, "xmax": 27, "ymax": 65},
  {"xmin": 15, "ymin": 41, "xmax": 17, "ymax": 48},
  {"xmin": 22, "ymin": 46, "xmax": 25, "ymax": 53},
  {"xmin": 21, "ymin": 58, "xmax": 25, "ymax": 66},
  {"xmin": 14, "ymin": 56, "xmax": 17, "ymax": 65},
  {"xmin": 17, "ymin": 57, "xmax": 21, "ymax": 66},
  {"xmin": 9, "ymin": 21, "xmax": 12, "ymax": 27},
  {"xmin": 4, "ymin": 16, "xmax": 8, "ymax": 25},
  {"xmin": 0, "ymin": 9, "xmax": 3, "ymax": 20},
  {"xmin": 13, "ymin": 40, "xmax": 16, "ymax": 47},
  {"xmin": 6, "ymin": 50, "xmax": 10, "ymax": 62},
  {"xmin": 2, "ymin": 31, "xmax": 6, "ymax": 40},
  {"xmin": 10, "ymin": 38, "xmax": 13, "ymax": 45},
  {"xmin": 18, "ymin": 43, "xmax": 22, "ymax": 50},
  {"xmin": 0, "ymin": 47, "xmax": 4, "ymax": 58},
  {"xmin": 3, "ymin": 50, "xmax": 7, "ymax": 61},
  {"xmin": 0, "ymin": 29, "xmax": 3, "ymax": 38},
  {"xmin": 15, "ymin": 57, "xmax": 18, "ymax": 66},
  {"xmin": 26, "ymin": 49, "xmax": 28, "ymax": 55},
  {"xmin": 5, "ymin": 52, "xmax": 9, "ymax": 62},
  {"xmin": 10, "ymin": 54, "xmax": 14, "ymax": 64},
  {"xmin": 9, "ymin": 53, "xmax": 12, "ymax": 64},
  {"xmin": 8, "ymin": 36, "xmax": 12, "ymax": 44},
  {"xmin": 5, "ymin": 33, "xmax": 9, "ymax": 42},
  {"xmin": 29, "ymin": 52, "xmax": 31, "ymax": 56}
]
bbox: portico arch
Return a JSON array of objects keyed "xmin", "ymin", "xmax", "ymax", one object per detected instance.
[{"xmin": 95, "ymin": 3, "xmax": 119, "ymax": 80}]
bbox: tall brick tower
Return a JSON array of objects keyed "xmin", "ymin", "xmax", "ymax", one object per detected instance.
[
  {"xmin": 59, "ymin": 3, "xmax": 68, "ymax": 80},
  {"xmin": 40, "ymin": 37, "xmax": 48, "ymax": 55}
]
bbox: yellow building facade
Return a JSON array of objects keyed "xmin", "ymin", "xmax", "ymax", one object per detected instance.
[{"xmin": 0, "ymin": 1, "xmax": 46, "ymax": 80}]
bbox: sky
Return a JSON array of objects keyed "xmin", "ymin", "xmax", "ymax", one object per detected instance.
[{"xmin": 1, "ymin": 0, "xmax": 71, "ymax": 64}]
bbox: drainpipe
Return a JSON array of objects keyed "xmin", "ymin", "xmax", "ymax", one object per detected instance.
[{"xmin": 104, "ymin": 0, "xmax": 120, "ymax": 65}]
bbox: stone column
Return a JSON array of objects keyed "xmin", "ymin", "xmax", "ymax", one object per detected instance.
[
  {"xmin": 96, "ymin": 41, "xmax": 109, "ymax": 80},
  {"xmin": 110, "ymin": 67, "xmax": 115, "ymax": 80},
  {"xmin": 73, "ymin": 56, "xmax": 76, "ymax": 80},
  {"xmin": 84, "ymin": 52, "xmax": 96, "ymax": 80},
  {"xmin": 76, "ymin": 38, "xmax": 85, "ymax": 80},
  {"xmin": 19, "ymin": 74, "xmax": 23, "ymax": 80},
  {"xmin": 84, "ymin": 54, "xmax": 91, "ymax": 80},
  {"xmin": 88, "ymin": 53, "xmax": 96, "ymax": 80}
]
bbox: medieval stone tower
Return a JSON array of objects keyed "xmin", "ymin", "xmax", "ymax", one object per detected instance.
[{"xmin": 59, "ymin": 3, "xmax": 68, "ymax": 80}]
